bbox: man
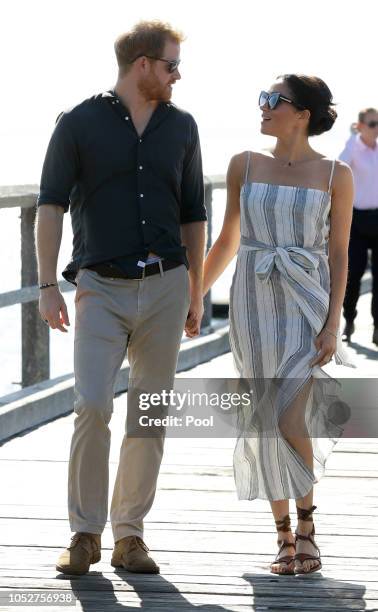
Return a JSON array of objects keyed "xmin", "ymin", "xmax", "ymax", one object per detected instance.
[
  {"xmin": 35, "ymin": 20, "xmax": 207, "ymax": 575},
  {"xmin": 339, "ymin": 107, "xmax": 378, "ymax": 345}
]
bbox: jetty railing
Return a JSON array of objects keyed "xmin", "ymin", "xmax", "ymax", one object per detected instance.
[{"xmin": 0, "ymin": 179, "xmax": 225, "ymax": 415}]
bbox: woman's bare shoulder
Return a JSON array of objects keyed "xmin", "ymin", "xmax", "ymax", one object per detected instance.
[
  {"xmin": 332, "ymin": 159, "xmax": 354, "ymax": 188},
  {"xmin": 227, "ymin": 151, "xmax": 249, "ymax": 181},
  {"xmin": 229, "ymin": 149, "xmax": 271, "ymax": 170}
]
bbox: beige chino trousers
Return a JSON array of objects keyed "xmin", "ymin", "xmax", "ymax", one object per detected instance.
[{"xmin": 68, "ymin": 264, "xmax": 190, "ymax": 542}]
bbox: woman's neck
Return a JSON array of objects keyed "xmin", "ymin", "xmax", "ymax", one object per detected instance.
[{"xmin": 273, "ymin": 136, "xmax": 317, "ymax": 165}]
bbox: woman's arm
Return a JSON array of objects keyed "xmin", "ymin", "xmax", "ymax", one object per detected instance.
[
  {"xmin": 324, "ymin": 161, "xmax": 355, "ymax": 333},
  {"xmin": 310, "ymin": 161, "xmax": 354, "ymax": 367},
  {"xmin": 202, "ymin": 153, "xmax": 244, "ymax": 296}
]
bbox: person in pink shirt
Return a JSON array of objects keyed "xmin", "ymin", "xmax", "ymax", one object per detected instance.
[{"xmin": 339, "ymin": 107, "xmax": 378, "ymax": 344}]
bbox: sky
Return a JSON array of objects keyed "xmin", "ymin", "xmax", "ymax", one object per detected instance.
[
  {"xmin": 0, "ymin": 0, "xmax": 377, "ymax": 394},
  {"xmin": 0, "ymin": 0, "xmax": 377, "ymax": 185}
]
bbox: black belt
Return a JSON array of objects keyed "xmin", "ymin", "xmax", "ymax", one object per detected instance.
[
  {"xmin": 353, "ymin": 207, "xmax": 378, "ymax": 213},
  {"xmin": 86, "ymin": 259, "xmax": 181, "ymax": 279}
]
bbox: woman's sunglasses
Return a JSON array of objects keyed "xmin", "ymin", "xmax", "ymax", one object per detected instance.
[
  {"xmin": 132, "ymin": 54, "xmax": 181, "ymax": 74},
  {"xmin": 259, "ymin": 90, "xmax": 305, "ymax": 111}
]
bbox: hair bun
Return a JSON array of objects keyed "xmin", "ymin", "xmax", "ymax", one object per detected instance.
[
  {"xmin": 278, "ymin": 74, "xmax": 337, "ymax": 136},
  {"xmin": 312, "ymin": 106, "xmax": 337, "ymax": 136}
]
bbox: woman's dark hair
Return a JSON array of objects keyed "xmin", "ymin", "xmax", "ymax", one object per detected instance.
[{"xmin": 277, "ymin": 74, "xmax": 337, "ymax": 136}]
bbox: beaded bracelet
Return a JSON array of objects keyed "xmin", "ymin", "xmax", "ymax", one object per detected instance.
[{"xmin": 39, "ymin": 282, "xmax": 58, "ymax": 289}]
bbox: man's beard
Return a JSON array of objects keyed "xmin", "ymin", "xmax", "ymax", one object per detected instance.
[{"xmin": 138, "ymin": 73, "xmax": 172, "ymax": 102}]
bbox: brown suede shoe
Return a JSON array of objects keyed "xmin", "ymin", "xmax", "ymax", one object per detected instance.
[
  {"xmin": 111, "ymin": 536, "xmax": 159, "ymax": 573},
  {"xmin": 56, "ymin": 532, "xmax": 101, "ymax": 575}
]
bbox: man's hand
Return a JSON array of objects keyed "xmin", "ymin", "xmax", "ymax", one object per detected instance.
[
  {"xmin": 39, "ymin": 286, "xmax": 70, "ymax": 332},
  {"xmin": 184, "ymin": 294, "xmax": 204, "ymax": 338}
]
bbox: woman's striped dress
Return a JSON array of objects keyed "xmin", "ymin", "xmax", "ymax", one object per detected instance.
[{"xmin": 229, "ymin": 152, "xmax": 355, "ymax": 501}]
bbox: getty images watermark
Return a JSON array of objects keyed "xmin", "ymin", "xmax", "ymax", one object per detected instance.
[
  {"xmin": 138, "ymin": 387, "xmax": 252, "ymax": 428},
  {"xmin": 124, "ymin": 378, "xmax": 378, "ymax": 438}
]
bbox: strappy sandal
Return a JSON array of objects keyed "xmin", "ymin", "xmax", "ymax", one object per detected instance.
[
  {"xmin": 270, "ymin": 514, "xmax": 296, "ymax": 575},
  {"xmin": 294, "ymin": 504, "xmax": 322, "ymax": 575}
]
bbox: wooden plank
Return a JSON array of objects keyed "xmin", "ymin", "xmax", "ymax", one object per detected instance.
[
  {"xmin": 2, "ymin": 507, "xmax": 378, "ymax": 537},
  {"xmin": 0, "ymin": 590, "xmax": 375, "ymax": 611},
  {"xmin": 5, "ymin": 451, "xmax": 376, "ymax": 473},
  {"xmin": 0, "ymin": 514, "xmax": 378, "ymax": 537},
  {"xmin": 1, "ymin": 483, "xmax": 377, "ymax": 515},
  {"xmin": 2, "ymin": 499, "xmax": 378, "ymax": 519},
  {"xmin": 2, "ymin": 458, "xmax": 378, "ymax": 493},
  {"xmin": 0, "ymin": 521, "xmax": 377, "ymax": 559},
  {"xmin": 1, "ymin": 568, "xmax": 378, "ymax": 586},
  {"xmin": 1, "ymin": 576, "xmax": 378, "ymax": 602},
  {"xmin": 2, "ymin": 545, "xmax": 378, "ymax": 567}
]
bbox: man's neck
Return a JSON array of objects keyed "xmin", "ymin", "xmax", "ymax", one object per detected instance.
[
  {"xmin": 360, "ymin": 134, "xmax": 377, "ymax": 150},
  {"xmin": 113, "ymin": 80, "xmax": 158, "ymax": 117}
]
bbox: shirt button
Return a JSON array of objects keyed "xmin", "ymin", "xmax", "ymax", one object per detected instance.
[
  {"xmin": 139, "ymin": 138, "xmax": 142, "ymax": 143},
  {"xmin": 140, "ymin": 193, "xmax": 144, "ymax": 198},
  {"xmin": 125, "ymin": 116, "xmax": 129, "ymax": 120},
  {"xmin": 139, "ymin": 165, "xmax": 143, "ymax": 170},
  {"xmin": 142, "ymin": 220, "xmax": 146, "ymax": 224}
]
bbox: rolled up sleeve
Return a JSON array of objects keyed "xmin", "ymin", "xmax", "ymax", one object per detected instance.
[
  {"xmin": 37, "ymin": 112, "xmax": 80, "ymax": 212},
  {"xmin": 179, "ymin": 117, "xmax": 207, "ymax": 224}
]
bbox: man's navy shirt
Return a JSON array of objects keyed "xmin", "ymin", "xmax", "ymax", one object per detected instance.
[{"xmin": 37, "ymin": 90, "xmax": 207, "ymax": 284}]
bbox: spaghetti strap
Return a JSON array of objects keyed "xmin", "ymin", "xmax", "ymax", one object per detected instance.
[
  {"xmin": 244, "ymin": 151, "xmax": 251, "ymax": 184},
  {"xmin": 328, "ymin": 159, "xmax": 336, "ymax": 194}
]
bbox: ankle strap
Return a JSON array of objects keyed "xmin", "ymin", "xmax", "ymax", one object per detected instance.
[
  {"xmin": 296, "ymin": 504, "xmax": 317, "ymax": 521},
  {"xmin": 274, "ymin": 514, "xmax": 291, "ymax": 532}
]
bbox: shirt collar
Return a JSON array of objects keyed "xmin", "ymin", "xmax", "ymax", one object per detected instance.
[
  {"xmin": 102, "ymin": 89, "xmax": 172, "ymax": 111},
  {"xmin": 102, "ymin": 89, "xmax": 172, "ymax": 134},
  {"xmin": 356, "ymin": 133, "xmax": 378, "ymax": 151}
]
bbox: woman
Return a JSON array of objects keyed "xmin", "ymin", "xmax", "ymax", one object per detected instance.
[{"xmin": 203, "ymin": 74, "xmax": 355, "ymax": 575}]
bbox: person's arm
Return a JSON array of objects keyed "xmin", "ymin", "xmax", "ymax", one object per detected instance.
[
  {"xmin": 180, "ymin": 117, "xmax": 207, "ymax": 337},
  {"xmin": 36, "ymin": 205, "xmax": 64, "ymax": 285},
  {"xmin": 310, "ymin": 161, "xmax": 354, "ymax": 366},
  {"xmin": 338, "ymin": 133, "xmax": 356, "ymax": 166},
  {"xmin": 35, "ymin": 205, "xmax": 70, "ymax": 332},
  {"xmin": 202, "ymin": 154, "xmax": 242, "ymax": 296},
  {"xmin": 36, "ymin": 111, "xmax": 80, "ymax": 332},
  {"xmin": 180, "ymin": 221, "xmax": 207, "ymax": 337}
]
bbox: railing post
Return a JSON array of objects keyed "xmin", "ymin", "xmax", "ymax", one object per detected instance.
[
  {"xmin": 201, "ymin": 177, "xmax": 213, "ymax": 331},
  {"xmin": 21, "ymin": 204, "xmax": 50, "ymax": 387}
]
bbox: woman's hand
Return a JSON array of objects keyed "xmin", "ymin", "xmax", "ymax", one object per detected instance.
[
  {"xmin": 310, "ymin": 328, "xmax": 337, "ymax": 367},
  {"xmin": 184, "ymin": 295, "xmax": 204, "ymax": 338}
]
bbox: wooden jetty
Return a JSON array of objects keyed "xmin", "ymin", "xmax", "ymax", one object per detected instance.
[{"xmin": 1, "ymin": 340, "xmax": 377, "ymax": 610}]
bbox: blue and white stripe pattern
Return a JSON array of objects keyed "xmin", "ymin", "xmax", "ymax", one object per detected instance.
[{"xmin": 229, "ymin": 152, "xmax": 355, "ymax": 501}]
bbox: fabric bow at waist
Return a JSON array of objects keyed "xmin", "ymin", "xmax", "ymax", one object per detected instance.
[
  {"xmin": 239, "ymin": 237, "xmax": 329, "ymax": 335},
  {"xmin": 238, "ymin": 237, "xmax": 356, "ymax": 368}
]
